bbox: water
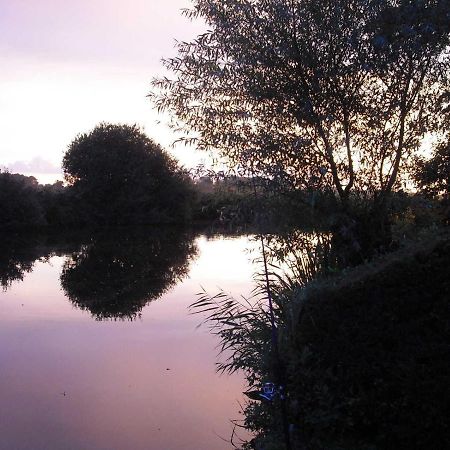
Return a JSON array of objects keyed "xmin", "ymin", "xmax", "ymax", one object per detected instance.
[{"xmin": 0, "ymin": 230, "xmax": 258, "ymax": 450}]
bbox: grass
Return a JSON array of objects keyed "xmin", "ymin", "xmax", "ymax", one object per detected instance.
[{"xmin": 191, "ymin": 226, "xmax": 450, "ymax": 449}]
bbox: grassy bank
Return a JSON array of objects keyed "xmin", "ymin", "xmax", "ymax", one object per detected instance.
[
  {"xmin": 287, "ymin": 231, "xmax": 449, "ymax": 449},
  {"xmin": 197, "ymin": 229, "xmax": 449, "ymax": 449}
]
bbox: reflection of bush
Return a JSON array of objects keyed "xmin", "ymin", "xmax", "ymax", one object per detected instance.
[
  {"xmin": 60, "ymin": 228, "xmax": 197, "ymax": 320},
  {"xmin": 0, "ymin": 233, "xmax": 78, "ymax": 290},
  {"xmin": 0, "ymin": 235, "xmax": 41, "ymax": 289}
]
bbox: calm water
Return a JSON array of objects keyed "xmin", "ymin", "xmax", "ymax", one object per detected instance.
[{"xmin": 0, "ymin": 230, "xmax": 258, "ymax": 450}]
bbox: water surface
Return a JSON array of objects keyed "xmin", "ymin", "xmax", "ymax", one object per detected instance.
[{"xmin": 0, "ymin": 231, "xmax": 257, "ymax": 450}]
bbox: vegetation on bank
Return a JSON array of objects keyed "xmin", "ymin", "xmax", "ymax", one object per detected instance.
[
  {"xmin": 289, "ymin": 232, "xmax": 449, "ymax": 449},
  {"xmin": 0, "ymin": 124, "xmax": 195, "ymax": 230},
  {"xmin": 192, "ymin": 225, "xmax": 449, "ymax": 450},
  {"xmin": 62, "ymin": 123, "xmax": 195, "ymax": 226},
  {"xmin": 0, "ymin": 123, "xmax": 332, "ymax": 231},
  {"xmin": 2, "ymin": 163, "xmax": 447, "ymax": 236},
  {"xmin": 0, "ymin": 166, "xmax": 308, "ymax": 231},
  {"xmin": 0, "ymin": 172, "xmax": 67, "ymax": 229}
]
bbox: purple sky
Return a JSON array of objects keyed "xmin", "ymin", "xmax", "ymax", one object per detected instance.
[{"xmin": 0, "ymin": 0, "xmax": 206, "ymax": 181}]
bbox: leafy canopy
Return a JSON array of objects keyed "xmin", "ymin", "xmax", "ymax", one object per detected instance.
[
  {"xmin": 414, "ymin": 139, "xmax": 449, "ymax": 196},
  {"xmin": 152, "ymin": 0, "xmax": 449, "ymax": 204},
  {"xmin": 63, "ymin": 123, "xmax": 192, "ymax": 225}
]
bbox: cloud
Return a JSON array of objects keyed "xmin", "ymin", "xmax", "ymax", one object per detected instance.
[{"xmin": 4, "ymin": 157, "xmax": 61, "ymax": 174}]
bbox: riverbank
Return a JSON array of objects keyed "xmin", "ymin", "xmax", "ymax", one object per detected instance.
[{"xmin": 288, "ymin": 230, "xmax": 449, "ymax": 449}]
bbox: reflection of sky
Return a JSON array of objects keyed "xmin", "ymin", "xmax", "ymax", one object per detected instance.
[
  {"xmin": 0, "ymin": 235, "xmax": 257, "ymax": 450},
  {"xmin": 0, "ymin": 0, "xmax": 207, "ymax": 178}
]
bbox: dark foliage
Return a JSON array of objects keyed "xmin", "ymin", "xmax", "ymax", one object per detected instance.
[
  {"xmin": 62, "ymin": 123, "xmax": 194, "ymax": 226},
  {"xmin": 193, "ymin": 184, "xmax": 257, "ymax": 227},
  {"xmin": 0, "ymin": 171, "xmax": 83, "ymax": 230},
  {"xmin": 413, "ymin": 139, "xmax": 450, "ymax": 198},
  {"xmin": 291, "ymin": 235, "xmax": 450, "ymax": 449},
  {"xmin": 37, "ymin": 181, "xmax": 77, "ymax": 227},
  {"xmin": 192, "ymin": 173, "xmax": 335, "ymax": 233},
  {"xmin": 0, "ymin": 172, "xmax": 46, "ymax": 229}
]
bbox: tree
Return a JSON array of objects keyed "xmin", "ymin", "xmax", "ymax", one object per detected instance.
[
  {"xmin": 0, "ymin": 171, "xmax": 45, "ymax": 229},
  {"xmin": 63, "ymin": 123, "xmax": 194, "ymax": 225},
  {"xmin": 152, "ymin": 0, "xmax": 449, "ymax": 250},
  {"xmin": 414, "ymin": 139, "xmax": 449, "ymax": 197}
]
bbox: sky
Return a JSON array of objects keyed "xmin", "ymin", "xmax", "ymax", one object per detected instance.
[{"xmin": 0, "ymin": 0, "xmax": 207, "ymax": 183}]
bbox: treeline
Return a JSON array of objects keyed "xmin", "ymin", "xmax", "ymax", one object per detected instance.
[
  {"xmin": 0, "ymin": 173, "xmax": 70, "ymax": 229},
  {"xmin": 1, "ymin": 122, "xmax": 447, "ymax": 232},
  {"xmin": 0, "ymin": 167, "xmax": 340, "ymax": 232},
  {"xmin": 0, "ymin": 168, "xmax": 195, "ymax": 230},
  {"xmin": 1, "ymin": 124, "xmax": 194, "ymax": 230},
  {"xmin": 1, "ymin": 168, "xmax": 447, "ymax": 233},
  {"xmin": 0, "ymin": 122, "xmax": 332, "ymax": 232},
  {"xmin": 0, "ymin": 170, "xmax": 298, "ymax": 230}
]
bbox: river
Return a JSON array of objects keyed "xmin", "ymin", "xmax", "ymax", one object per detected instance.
[{"xmin": 0, "ymin": 230, "xmax": 259, "ymax": 450}]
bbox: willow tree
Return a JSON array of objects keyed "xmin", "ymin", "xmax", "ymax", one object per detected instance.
[{"xmin": 152, "ymin": 0, "xmax": 449, "ymax": 245}]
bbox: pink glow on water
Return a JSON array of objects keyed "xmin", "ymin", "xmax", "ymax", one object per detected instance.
[{"xmin": 0, "ymin": 235, "xmax": 255, "ymax": 450}]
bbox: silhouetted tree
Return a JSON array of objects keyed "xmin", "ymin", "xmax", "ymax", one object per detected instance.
[
  {"xmin": 62, "ymin": 123, "xmax": 194, "ymax": 225},
  {"xmin": 152, "ymin": 0, "xmax": 449, "ymax": 254},
  {"xmin": 37, "ymin": 181, "xmax": 78, "ymax": 227},
  {"xmin": 414, "ymin": 139, "xmax": 449, "ymax": 197},
  {"xmin": 0, "ymin": 171, "xmax": 45, "ymax": 229}
]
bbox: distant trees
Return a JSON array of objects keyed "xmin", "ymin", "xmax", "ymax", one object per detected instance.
[
  {"xmin": 0, "ymin": 124, "xmax": 195, "ymax": 230},
  {"xmin": 0, "ymin": 171, "xmax": 80, "ymax": 230},
  {"xmin": 0, "ymin": 172, "xmax": 45, "ymax": 229},
  {"xmin": 62, "ymin": 123, "xmax": 194, "ymax": 225}
]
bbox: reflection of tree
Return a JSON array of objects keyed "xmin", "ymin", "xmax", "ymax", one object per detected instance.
[
  {"xmin": 60, "ymin": 228, "xmax": 198, "ymax": 320},
  {"xmin": 0, "ymin": 234, "xmax": 74, "ymax": 290},
  {"xmin": 0, "ymin": 235, "xmax": 39, "ymax": 290},
  {"xmin": 0, "ymin": 232, "xmax": 92, "ymax": 290}
]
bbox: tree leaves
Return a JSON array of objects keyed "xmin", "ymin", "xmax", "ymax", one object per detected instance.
[{"xmin": 152, "ymin": 0, "xmax": 449, "ymax": 203}]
